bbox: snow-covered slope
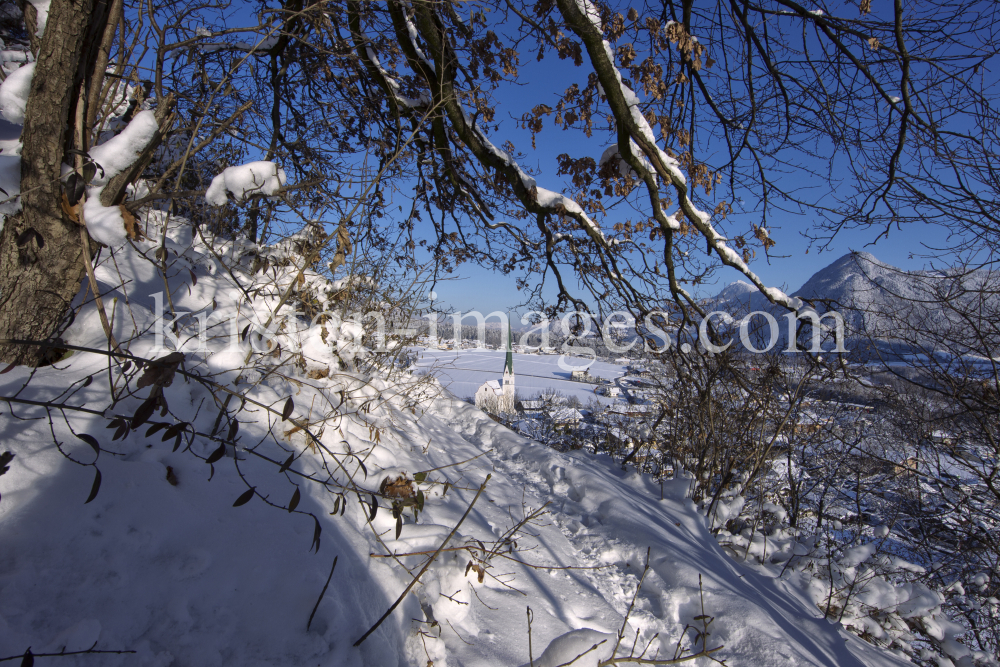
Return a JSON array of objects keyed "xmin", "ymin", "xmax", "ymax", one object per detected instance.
[
  {"xmin": 794, "ymin": 252, "xmax": 911, "ymax": 304},
  {"xmin": 794, "ymin": 252, "xmax": 932, "ymax": 338},
  {"xmin": 0, "ymin": 221, "xmax": 916, "ymax": 666}
]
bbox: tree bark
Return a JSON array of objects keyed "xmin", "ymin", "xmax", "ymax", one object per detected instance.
[
  {"xmin": 0, "ymin": 0, "xmax": 109, "ymax": 365},
  {"xmin": 16, "ymin": 0, "xmax": 41, "ymax": 57}
]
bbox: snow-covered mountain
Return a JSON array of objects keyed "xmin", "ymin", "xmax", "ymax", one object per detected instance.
[
  {"xmin": 707, "ymin": 252, "xmax": 998, "ymax": 356},
  {"xmin": 709, "ymin": 252, "xmax": 899, "ymax": 316}
]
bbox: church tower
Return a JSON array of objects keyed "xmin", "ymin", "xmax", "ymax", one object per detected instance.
[
  {"xmin": 501, "ymin": 320, "xmax": 515, "ymax": 412},
  {"xmin": 474, "ymin": 319, "xmax": 516, "ymax": 416}
]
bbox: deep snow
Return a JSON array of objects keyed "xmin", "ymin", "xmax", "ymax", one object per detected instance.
[{"xmin": 0, "ymin": 212, "xmax": 918, "ymax": 666}]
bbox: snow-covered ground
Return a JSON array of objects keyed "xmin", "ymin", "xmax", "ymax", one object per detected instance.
[
  {"xmin": 414, "ymin": 348, "xmax": 626, "ymax": 406},
  {"xmin": 0, "ymin": 214, "xmax": 919, "ymax": 666}
]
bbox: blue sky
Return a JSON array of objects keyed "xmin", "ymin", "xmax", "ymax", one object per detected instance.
[
  {"xmin": 434, "ymin": 223, "xmax": 956, "ymax": 316},
  {"xmin": 418, "ymin": 51, "xmax": 958, "ymax": 317}
]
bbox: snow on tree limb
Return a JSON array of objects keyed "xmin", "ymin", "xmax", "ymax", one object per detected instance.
[{"xmin": 554, "ymin": 0, "xmax": 805, "ymax": 313}]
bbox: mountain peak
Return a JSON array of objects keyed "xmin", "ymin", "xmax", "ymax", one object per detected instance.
[
  {"xmin": 726, "ymin": 279, "xmax": 756, "ymax": 291},
  {"xmin": 796, "ymin": 251, "xmax": 899, "ymax": 301}
]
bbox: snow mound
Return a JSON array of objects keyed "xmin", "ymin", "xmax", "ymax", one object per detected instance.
[{"xmin": 535, "ymin": 629, "xmax": 614, "ymax": 667}]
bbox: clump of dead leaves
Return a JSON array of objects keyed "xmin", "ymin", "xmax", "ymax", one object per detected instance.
[{"xmin": 379, "ymin": 475, "xmax": 415, "ymax": 499}]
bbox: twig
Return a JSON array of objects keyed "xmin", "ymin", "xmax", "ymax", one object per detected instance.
[
  {"xmin": 527, "ymin": 606, "xmax": 535, "ymax": 667},
  {"xmin": 613, "ymin": 547, "xmax": 651, "ymax": 657},
  {"xmin": 595, "ymin": 647, "xmax": 724, "ymax": 665},
  {"xmin": 415, "ymin": 449, "xmax": 492, "ymax": 475},
  {"xmin": 446, "ymin": 618, "xmax": 473, "ymax": 645},
  {"xmin": 306, "ymin": 555, "xmax": 338, "ymax": 631},
  {"xmin": 598, "ymin": 574, "xmax": 725, "ymax": 665},
  {"xmin": 0, "ymin": 644, "xmax": 135, "ymax": 662},
  {"xmin": 554, "ymin": 640, "xmax": 607, "ymax": 667},
  {"xmin": 369, "ymin": 546, "xmax": 611, "ymax": 570},
  {"xmin": 79, "ymin": 212, "xmax": 121, "ymax": 356},
  {"xmin": 353, "ymin": 474, "xmax": 491, "ymax": 647}
]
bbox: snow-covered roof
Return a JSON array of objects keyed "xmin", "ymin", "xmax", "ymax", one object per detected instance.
[
  {"xmin": 604, "ymin": 402, "xmax": 655, "ymax": 415},
  {"xmin": 479, "ymin": 379, "xmax": 503, "ymax": 396},
  {"xmin": 550, "ymin": 407, "xmax": 584, "ymax": 423}
]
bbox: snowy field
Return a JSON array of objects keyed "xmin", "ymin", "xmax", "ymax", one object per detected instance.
[{"xmin": 413, "ymin": 348, "xmax": 628, "ymax": 405}]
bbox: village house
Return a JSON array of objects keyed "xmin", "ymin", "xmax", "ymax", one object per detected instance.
[
  {"xmin": 570, "ymin": 369, "xmax": 597, "ymax": 382},
  {"xmin": 517, "ymin": 399, "xmax": 546, "ymax": 415},
  {"xmin": 549, "ymin": 407, "xmax": 584, "ymax": 431}
]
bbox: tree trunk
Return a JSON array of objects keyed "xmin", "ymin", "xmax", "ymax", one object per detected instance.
[{"xmin": 0, "ymin": 0, "xmax": 111, "ymax": 365}]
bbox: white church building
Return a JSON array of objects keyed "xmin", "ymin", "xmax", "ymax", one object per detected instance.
[{"xmin": 475, "ymin": 324, "xmax": 515, "ymax": 416}]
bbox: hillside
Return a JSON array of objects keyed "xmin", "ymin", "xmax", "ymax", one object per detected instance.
[{"xmin": 0, "ymin": 217, "xmax": 920, "ymax": 667}]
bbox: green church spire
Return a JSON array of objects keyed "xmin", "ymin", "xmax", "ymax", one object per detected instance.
[{"xmin": 504, "ymin": 319, "xmax": 514, "ymax": 376}]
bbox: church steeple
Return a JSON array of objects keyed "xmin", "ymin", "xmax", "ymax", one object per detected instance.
[
  {"xmin": 500, "ymin": 319, "xmax": 515, "ymax": 413},
  {"xmin": 504, "ymin": 320, "xmax": 514, "ymax": 377},
  {"xmin": 476, "ymin": 318, "xmax": 515, "ymax": 416}
]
